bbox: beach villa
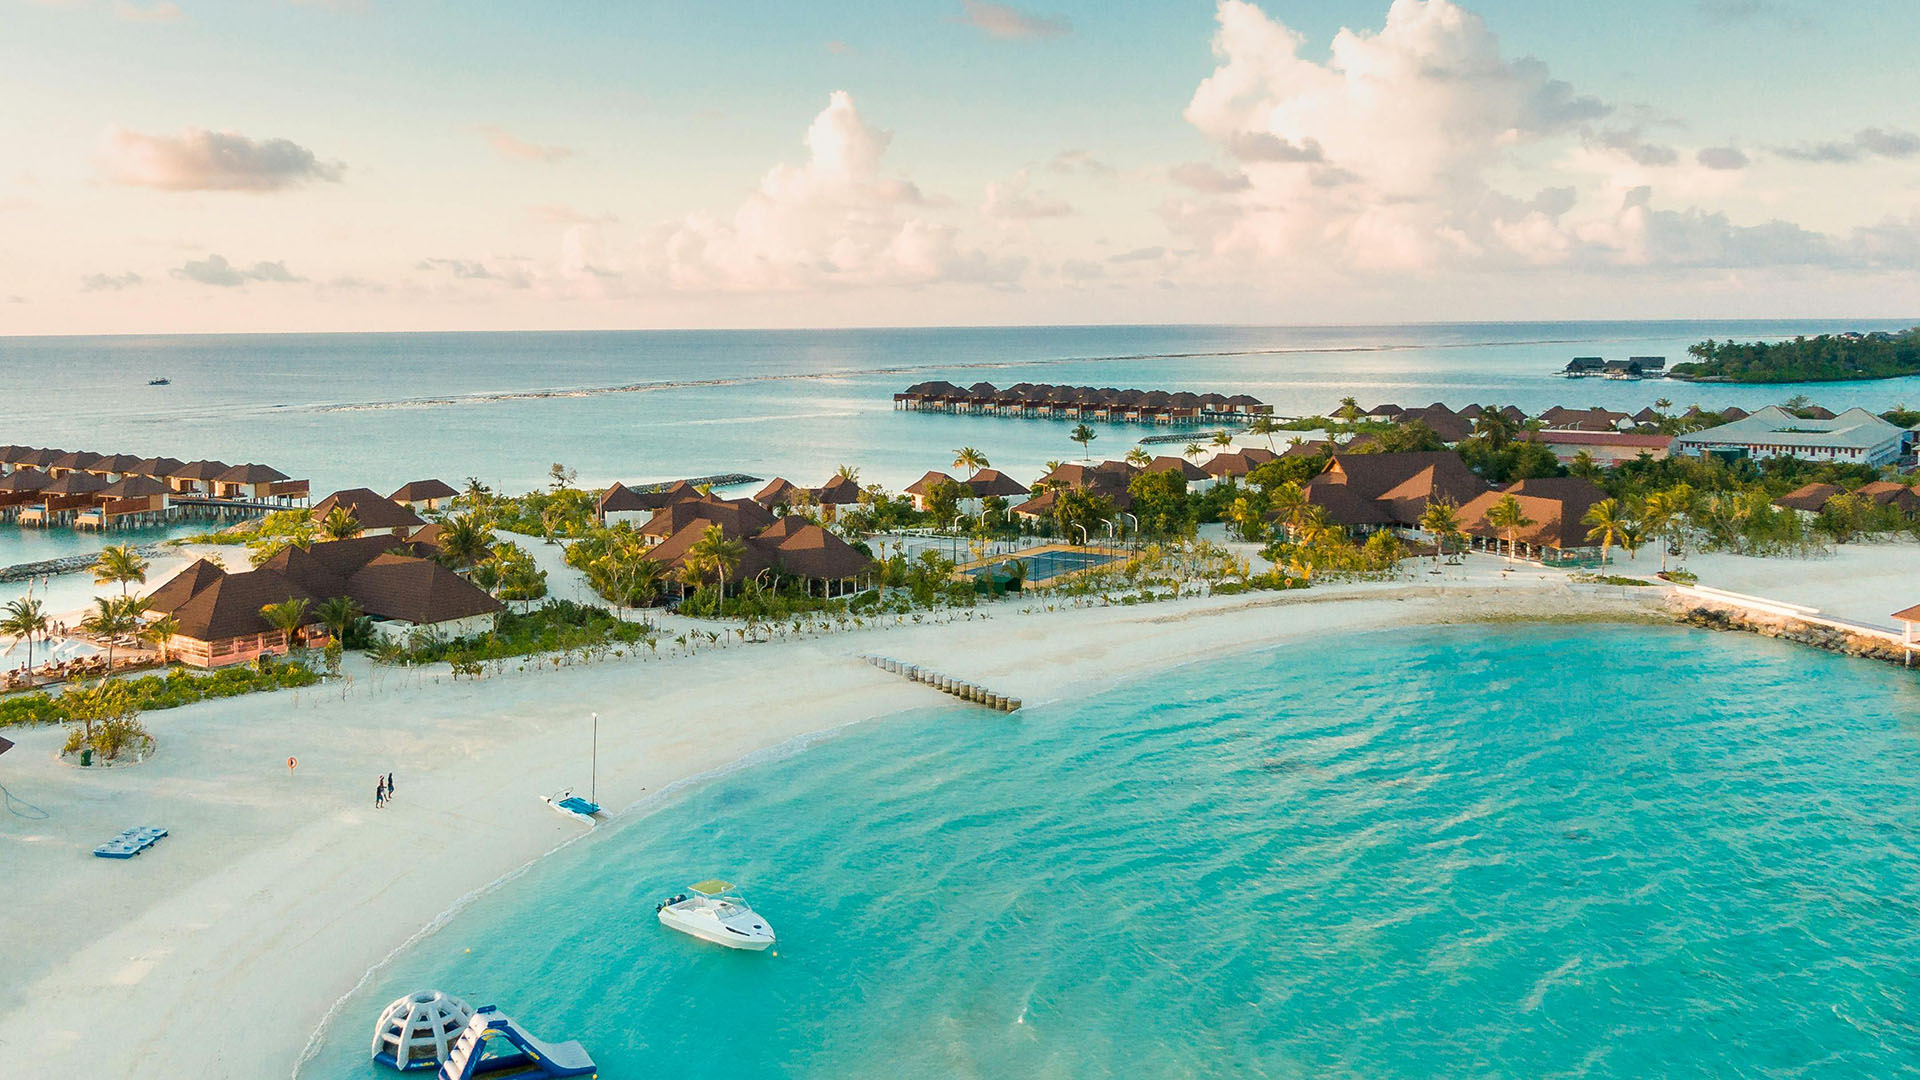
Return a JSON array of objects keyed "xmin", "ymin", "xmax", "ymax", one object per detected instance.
[
  {"xmin": 634, "ymin": 495, "xmax": 876, "ymax": 596},
  {"xmin": 1456, "ymin": 477, "xmax": 1611, "ymax": 563},
  {"xmin": 1897, "ymin": 605, "xmax": 1920, "ymax": 666},
  {"xmin": 903, "ymin": 469, "xmax": 1031, "ymax": 514},
  {"xmin": 145, "ymin": 535, "xmax": 502, "ymax": 666},
  {"xmin": 311, "ymin": 488, "xmax": 427, "ymax": 537},
  {"xmin": 1304, "ymin": 452, "xmax": 1490, "ymax": 534},
  {"xmin": 1675, "ymin": 406, "xmax": 1907, "ymax": 466},
  {"xmin": 389, "ymin": 479, "xmax": 459, "ymax": 514},
  {"xmin": 598, "ymin": 480, "xmax": 699, "ymax": 525}
]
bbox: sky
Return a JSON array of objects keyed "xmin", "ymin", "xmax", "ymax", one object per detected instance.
[{"xmin": 2, "ymin": 0, "xmax": 1918, "ymax": 334}]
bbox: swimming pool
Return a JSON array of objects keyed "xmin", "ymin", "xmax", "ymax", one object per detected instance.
[{"xmin": 971, "ymin": 547, "xmax": 1117, "ymax": 583}]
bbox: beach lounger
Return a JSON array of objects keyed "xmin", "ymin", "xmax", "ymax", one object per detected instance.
[{"xmin": 93, "ymin": 826, "xmax": 168, "ymax": 859}]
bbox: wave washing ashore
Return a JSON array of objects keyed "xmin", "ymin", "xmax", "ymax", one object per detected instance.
[{"xmin": 299, "ymin": 622, "xmax": 1920, "ymax": 1078}]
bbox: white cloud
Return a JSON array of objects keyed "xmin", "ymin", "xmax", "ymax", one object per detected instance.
[
  {"xmin": 984, "ymin": 170, "xmax": 1073, "ymax": 219},
  {"xmin": 81, "ymin": 270, "xmax": 142, "ymax": 291},
  {"xmin": 1696, "ymin": 146, "xmax": 1750, "ymax": 170},
  {"xmin": 640, "ymin": 91, "xmax": 1021, "ymax": 290},
  {"xmin": 171, "ymin": 254, "xmax": 304, "ymax": 286},
  {"xmin": 1169, "ymin": 161, "xmax": 1249, "ymax": 193},
  {"xmin": 954, "ymin": 1, "xmax": 1070, "ymax": 40},
  {"xmin": 99, "ymin": 126, "xmax": 343, "ymax": 191},
  {"xmin": 1775, "ymin": 127, "xmax": 1920, "ymax": 164},
  {"xmin": 1048, "ymin": 149, "xmax": 1114, "ymax": 175},
  {"xmin": 1174, "ymin": 0, "xmax": 1905, "ymax": 277},
  {"xmin": 479, "ymin": 125, "xmax": 573, "ymax": 164}
]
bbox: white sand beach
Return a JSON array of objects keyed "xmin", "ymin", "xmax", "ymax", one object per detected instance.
[{"xmin": 0, "ymin": 559, "xmax": 1663, "ymax": 1079}]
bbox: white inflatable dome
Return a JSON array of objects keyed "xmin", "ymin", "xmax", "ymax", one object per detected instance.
[{"xmin": 372, "ymin": 989, "xmax": 475, "ymax": 1071}]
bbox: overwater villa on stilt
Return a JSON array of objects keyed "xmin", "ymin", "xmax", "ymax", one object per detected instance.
[
  {"xmin": 0, "ymin": 444, "xmax": 308, "ymax": 530},
  {"xmin": 894, "ymin": 381, "xmax": 1272, "ymax": 425}
]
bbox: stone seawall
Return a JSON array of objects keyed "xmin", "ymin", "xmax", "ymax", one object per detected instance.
[
  {"xmin": 1674, "ymin": 602, "xmax": 1913, "ymax": 668},
  {"xmin": 0, "ymin": 544, "xmax": 173, "ymax": 585}
]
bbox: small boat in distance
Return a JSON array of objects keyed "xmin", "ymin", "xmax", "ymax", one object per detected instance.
[
  {"xmin": 657, "ymin": 880, "xmax": 776, "ymax": 951},
  {"xmin": 148, "ymin": 377, "xmax": 170, "ymax": 385}
]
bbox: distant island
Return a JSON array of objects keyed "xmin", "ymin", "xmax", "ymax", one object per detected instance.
[{"xmin": 1670, "ymin": 328, "xmax": 1920, "ymax": 383}]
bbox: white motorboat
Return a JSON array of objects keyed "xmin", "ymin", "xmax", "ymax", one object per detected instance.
[{"xmin": 656, "ymin": 880, "xmax": 776, "ymax": 951}]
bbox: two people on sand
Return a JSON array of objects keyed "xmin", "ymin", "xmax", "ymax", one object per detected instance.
[{"xmin": 373, "ymin": 771, "xmax": 396, "ymax": 808}]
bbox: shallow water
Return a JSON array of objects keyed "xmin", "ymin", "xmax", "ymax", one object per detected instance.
[{"xmin": 304, "ymin": 624, "xmax": 1920, "ymax": 1078}]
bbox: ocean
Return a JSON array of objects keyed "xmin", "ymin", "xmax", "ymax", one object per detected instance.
[
  {"xmin": 298, "ymin": 623, "xmax": 1920, "ymax": 1078},
  {"xmin": 2, "ymin": 319, "xmax": 1915, "ymax": 582}
]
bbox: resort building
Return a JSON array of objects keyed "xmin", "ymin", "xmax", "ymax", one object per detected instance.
[
  {"xmin": 1143, "ymin": 455, "xmax": 1211, "ymax": 491},
  {"xmin": 1773, "ymin": 483, "xmax": 1843, "ymax": 517},
  {"xmin": 1539, "ymin": 406, "xmax": 1633, "ymax": 432},
  {"xmin": 752, "ymin": 475, "xmax": 861, "ymax": 519},
  {"xmin": 893, "ymin": 381, "xmax": 1271, "ymax": 425},
  {"xmin": 390, "ymin": 479, "xmax": 459, "ymax": 513},
  {"xmin": 1675, "ymin": 406, "xmax": 1907, "ymax": 466},
  {"xmin": 1856, "ymin": 481, "xmax": 1920, "ymax": 516},
  {"xmin": 145, "ymin": 536, "xmax": 501, "ymax": 666},
  {"xmin": 598, "ymin": 480, "xmax": 700, "ymax": 525},
  {"xmin": 0, "ymin": 446, "xmax": 308, "ymax": 528},
  {"xmin": 636, "ymin": 501, "xmax": 875, "ymax": 597},
  {"xmin": 1201, "ymin": 448, "xmax": 1280, "ymax": 483},
  {"xmin": 1896, "ymin": 605, "xmax": 1920, "ymax": 666},
  {"xmin": 1521, "ymin": 429, "xmax": 1674, "ymax": 465},
  {"xmin": 311, "ymin": 488, "xmax": 427, "ymax": 537},
  {"xmin": 1456, "ymin": 477, "xmax": 1611, "ymax": 564},
  {"xmin": 1307, "ymin": 452, "xmax": 1490, "ymax": 531}
]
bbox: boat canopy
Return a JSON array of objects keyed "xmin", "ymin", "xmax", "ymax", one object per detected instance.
[{"xmin": 688, "ymin": 879, "xmax": 735, "ymax": 896}]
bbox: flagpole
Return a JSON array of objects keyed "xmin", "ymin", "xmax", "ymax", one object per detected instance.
[{"xmin": 590, "ymin": 712, "xmax": 598, "ymax": 804}]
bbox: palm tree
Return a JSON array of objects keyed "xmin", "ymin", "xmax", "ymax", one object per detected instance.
[
  {"xmin": 1654, "ymin": 397, "xmax": 1673, "ymax": 412},
  {"xmin": 141, "ymin": 613, "xmax": 179, "ymax": 664},
  {"xmin": 952, "ymin": 447, "xmax": 989, "ymax": 478},
  {"xmin": 682, "ymin": 524, "xmax": 746, "ymax": 594},
  {"xmin": 79, "ymin": 595, "xmax": 145, "ymax": 675},
  {"xmin": 315, "ymin": 595, "xmax": 362, "ymax": 645},
  {"xmin": 1485, "ymin": 494, "xmax": 1534, "ymax": 562},
  {"xmin": 1249, "ymin": 416, "xmax": 1280, "ymax": 451},
  {"xmin": 1211, "ymin": 430, "xmax": 1234, "ymax": 449},
  {"xmin": 259, "ymin": 597, "xmax": 311, "ymax": 654},
  {"xmin": 1124, "ymin": 447, "xmax": 1151, "ymax": 468},
  {"xmin": 1582, "ymin": 498, "xmax": 1627, "ymax": 565},
  {"xmin": 1335, "ymin": 396, "xmax": 1362, "ymax": 422},
  {"xmin": 1642, "ymin": 485, "xmax": 1694, "ymax": 572},
  {"xmin": 1418, "ymin": 500, "xmax": 1463, "ymax": 572},
  {"xmin": 1472, "ymin": 409, "xmax": 1519, "ymax": 450},
  {"xmin": 437, "ymin": 513, "xmax": 494, "ymax": 568},
  {"xmin": 1268, "ymin": 481, "xmax": 1309, "ymax": 539},
  {"xmin": 460, "ymin": 476, "xmax": 492, "ymax": 513},
  {"xmin": 1070, "ymin": 423, "xmax": 1096, "ymax": 462},
  {"xmin": 835, "ymin": 464, "xmax": 861, "ymax": 484},
  {"xmin": 1, "ymin": 597, "xmax": 49, "ymax": 676},
  {"xmin": 1183, "ymin": 442, "xmax": 1204, "ymax": 464},
  {"xmin": 320, "ymin": 506, "xmax": 361, "ymax": 540},
  {"xmin": 94, "ymin": 543, "xmax": 149, "ymax": 599}
]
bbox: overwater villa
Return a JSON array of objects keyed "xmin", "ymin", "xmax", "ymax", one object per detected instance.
[
  {"xmin": 0, "ymin": 444, "xmax": 308, "ymax": 529},
  {"xmin": 894, "ymin": 381, "xmax": 1271, "ymax": 425}
]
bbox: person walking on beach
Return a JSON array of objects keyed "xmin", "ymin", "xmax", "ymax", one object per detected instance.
[
  {"xmin": 374, "ymin": 776, "xmax": 386, "ymax": 809},
  {"xmin": 386, "ymin": 771, "xmax": 395, "ymax": 801}
]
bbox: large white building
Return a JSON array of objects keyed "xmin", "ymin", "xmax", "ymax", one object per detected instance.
[{"xmin": 1675, "ymin": 406, "xmax": 1908, "ymax": 467}]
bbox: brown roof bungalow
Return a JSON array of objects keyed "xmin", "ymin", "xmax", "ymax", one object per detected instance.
[
  {"xmin": 641, "ymin": 510, "xmax": 875, "ymax": 597},
  {"xmin": 1457, "ymin": 477, "xmax": 1611, "ymax": 557},
  {"xmin": 965, "ymin": 469, "xmax": 1029, "ymax": 498},
  {"xmin": 312, "ymin": 487, "xmax": 427, "ymax": 535},
  {"xmin": 1144, "ymin": 456, "xmax": 1209, "ymax": 481},
  {"xmin": 146, "ymin": 537, "xmax": 501, "ymax": 667},
  {"xmin": 390, "ymin": 478, "xmax": 459, "ymax": 511},
  {"xmin": 598, "ymin": 479, "xmax": 702, "ymax": 521},
  {"xmin": 1773, "ymin": 483, "xmax": 1843, "ymax": 515},
  {"xmin": 1314, "ymin": 452, "xmax": 1490, "ymax": 527}
]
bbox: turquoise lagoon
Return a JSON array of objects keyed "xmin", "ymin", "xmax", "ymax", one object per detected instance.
[{"xmin": 304, "ymin": 624, "xmax": 1920, "ymax": 1078}]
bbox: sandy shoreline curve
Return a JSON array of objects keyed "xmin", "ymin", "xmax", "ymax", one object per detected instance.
[{"xmin": 0, "ymin": 572, "xmax": 1659, "ymax": 1079}]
